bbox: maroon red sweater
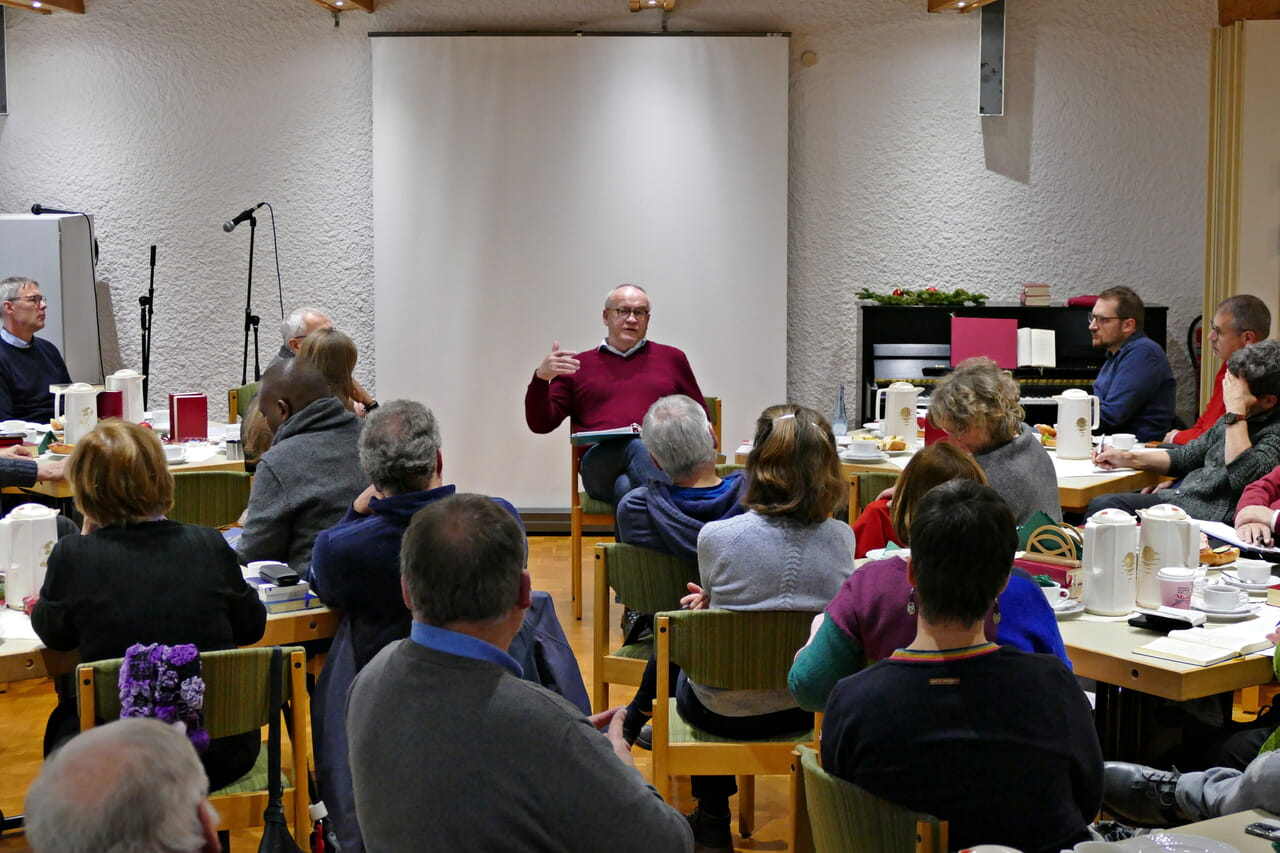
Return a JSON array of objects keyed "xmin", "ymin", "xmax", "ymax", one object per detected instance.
[{"xmin": 524, "ymin": 342, "xmax": 705, "ymax": 435}]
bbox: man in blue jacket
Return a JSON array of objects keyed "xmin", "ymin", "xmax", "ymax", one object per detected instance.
[{"xmin": 1090, "ymin": 285, "xmax": 1177, "ymax": 442}]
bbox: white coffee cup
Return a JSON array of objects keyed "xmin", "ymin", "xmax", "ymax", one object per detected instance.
[
  {"xmin": 1202, "ymin": 583, "xmax": 1241, "ymax": 610},
  {"xmin": 845, "ymin": 440, "xmax": 882, "ymax": 459},
  {"xmin": 1040, "ymin": 582, "xmax": 1071, "ymax": 607},
  {"xmin": 1110, "ymin": 433, "xmax": 1137, "ymax": 451},
  {"xmin": 163, "ymin": 443, "xmax": 186, "ymax": 463},
  {"xmin": 1157, "ymin": 566, "xmax": 1196, "ymax": 609},
  {"xmin": 0, "ymin": 419, "xmax": 26, "ymax": 433},
  {"xmin": 1235, "ymin": 558, "xmax": 1273, "ymax": 584}
]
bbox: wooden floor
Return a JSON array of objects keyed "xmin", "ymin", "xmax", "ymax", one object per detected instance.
[{"xmin": 0, "ymin": 535, "xmax": 797, "ymax": 852}]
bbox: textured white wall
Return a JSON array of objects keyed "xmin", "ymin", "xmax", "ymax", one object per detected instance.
[{"xmin": 0, "ymin": 0, "xmax": 1215, "ymax": 443}]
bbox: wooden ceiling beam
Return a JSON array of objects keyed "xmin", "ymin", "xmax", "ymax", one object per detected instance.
[{"xmin": 1220, "ymin": 0, "xmax": 1280, "ymax": 26}]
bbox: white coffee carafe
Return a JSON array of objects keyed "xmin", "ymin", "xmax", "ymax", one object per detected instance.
[
  {"xmin": 53, "ymin": 382, "xmax": 98, "ymax": 443},
  {"xmin": 1135, "ymin": 504, "xmax": 1200, "ymax": 609},
  {"xmin": 876, "ymin": 382, "xmax": 922, "ymax": 448},
  {"xmin": 1053, "ymin": 388, "xmax": 1100, "ymax": 460},
  {"xmin": 0, "ymin": 503, "xmax": 60, "ymax": 610},
  {"xmin": 105, "ymin": 369, "xmax": 146, "ymax": 423},
  {"xmin": 1081, "ymin": 508, "xmax": 1139, "ymax": 615}
]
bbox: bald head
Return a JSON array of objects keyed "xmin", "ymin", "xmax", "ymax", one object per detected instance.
[
  {"xmin": 25, "ymin": 718, "xmax": 217, "ymax": 853},
  {"xmin": 258, "ymin": 357, "xmax": 334, "ymax": 435}
]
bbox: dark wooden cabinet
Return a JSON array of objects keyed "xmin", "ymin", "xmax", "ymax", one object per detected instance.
[{"xmin": 857, "ymin": 303, "xmax": 1169, "ymax": 425}]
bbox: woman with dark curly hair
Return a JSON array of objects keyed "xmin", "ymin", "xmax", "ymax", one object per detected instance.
[{"xmin": 32, "ymin": 420, "xmax": 266, "ymax": 789}]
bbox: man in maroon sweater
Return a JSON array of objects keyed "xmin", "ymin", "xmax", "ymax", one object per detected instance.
[{"xmin": 525, "ymin": 284, "xmax": 706, "ymax": 504}]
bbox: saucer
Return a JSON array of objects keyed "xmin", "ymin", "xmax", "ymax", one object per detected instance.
[
  {"xmin": 841, "ymin": 451, "xmax": 888, "ymax": 464},
  {"xmin": 883, "ymin": 449, "xmax": 914, "ymax": 457},
  {"xmin": 165, "ymin": 452, "xmax": 188, "ymax": 466},
  {"xmin": 1193, "ymin": 603, "xmax": 1260, "ymax": 622},
  {"xmin": 1052, "ymin": 600, "xmax": 1085, "ymax": 619},
  {"xmin": 1219, "ymin": 570, "xmax": 1279, "ymax": 591},
  {"xmin": 1114, "ymin": 831, "xmax": 1243, "ymax": 852}
]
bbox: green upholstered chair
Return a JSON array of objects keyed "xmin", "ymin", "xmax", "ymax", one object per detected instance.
[
  {"xmin": 790, "ymin": 745, "xmax": 947, "ymax": 853},
  {"xmin": 591, "ymin": 543, "xmax": 699, "ymax": 712},
  {"xmin": 228, "ymin": 381, "xmax": 260, "ymax": 424},
  {"xmin": 567, "ymin": 395, "xmax": 721, "ymax": 621},
  {"xmin": 847, "ymin": 470, "xmax": 900, "ymax": 522},
  {"xmin": 652, "ymin": 609, "xmax": 819, "ymax": 838},
  {"xmin": 170, "ymin": 470, "xmax": 252, "ymax": 529},
  {"xmin": 77, "ymin": 646, "xmax": 311, "ymax": 845}
]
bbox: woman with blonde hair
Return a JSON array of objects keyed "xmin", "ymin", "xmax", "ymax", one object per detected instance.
[
  {"xmin": 31, "ymin": 420, "xmax": 266, "ymax": 787},
  {"xmin": 298, "ymin": 327, "xmax": 370, "ymax": 415},
  {"xmin": 788, "ymin": 441, "xmax": 1068, "ymax": 713},
  {"xmin": 625, "ymin": 403, "xmax": 854, "ymax": 850},
  {"xmin": 928, "ymin": 356, "xmax": 1061, "ymax": 525}
]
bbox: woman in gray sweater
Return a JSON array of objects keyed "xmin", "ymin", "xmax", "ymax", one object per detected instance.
[{"xmin": 928, "ymin": 357, "xmax": 1062, "ymax": 525}]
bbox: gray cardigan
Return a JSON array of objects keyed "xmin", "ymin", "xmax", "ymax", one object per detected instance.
[
  {"xmin": 236, "ymin": 396, "xmax": 367, "ymax": 572},
  {"xmin": 1163, "ymin": 405, "xmax": 1280, "ymax": 523},
  {"xmin": 975, "ymin": 423, "xmax": 1063, "ymax": 525}
]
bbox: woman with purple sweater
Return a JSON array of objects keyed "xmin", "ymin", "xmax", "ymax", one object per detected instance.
[{"xmin": 788, "ymin": 442, "xmax": 1068, "ymax": 712}]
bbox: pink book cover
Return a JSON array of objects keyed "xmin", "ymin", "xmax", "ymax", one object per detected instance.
[
  {"xmin": 168, "ymin": 393, "xmax": 208, "ymax": 442},
  {"xmin": 950, "ymin": 317, "xmax": 1018, "ymax": 368}
]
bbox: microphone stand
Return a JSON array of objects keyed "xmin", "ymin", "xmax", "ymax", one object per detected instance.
[
  {"xmin": 240, "ymin": 214, "xmax": 261, "ymax": 386},
  {"xmin": 139, "ymin": 245, "xmax": 156, "ymax": 408}
]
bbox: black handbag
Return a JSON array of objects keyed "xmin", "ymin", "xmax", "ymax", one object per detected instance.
[{"xmin": 257, "ymin": 647, "xmax": 306, "ymax": 853}]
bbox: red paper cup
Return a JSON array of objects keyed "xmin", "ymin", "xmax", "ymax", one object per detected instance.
[{"xmin": 97, "ymin": 390, "xmax": 124, "ymax": 419}]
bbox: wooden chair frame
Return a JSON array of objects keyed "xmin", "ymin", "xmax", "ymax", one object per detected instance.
[{"xmin": 77, "ymin": 646, "xmax": 310, "ymax": 846}]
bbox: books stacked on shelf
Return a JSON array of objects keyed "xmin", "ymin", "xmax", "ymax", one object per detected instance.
[{"xmin": 1020, "ymin": 283, "xmax": 1051, "ymax": 306}]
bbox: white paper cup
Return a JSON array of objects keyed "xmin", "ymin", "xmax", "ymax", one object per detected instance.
[
  {"xmin": 1236, "ymin": 558, "xmax": 1273, "ymax": 584},
  {"xmin": 1202, "ymin": 583, "xmax": 1240, "ymax": 610},
  {"xmin": 1110, "ymin": 433, "xmax": 1136, "ymax": 450},
  {"xmin": 1157, "ymin": 566, "xmax": 1195, "ymax": 609},
  {"xmin": 163, "ymin": 443, "xmax": 186, "ymax": 463}
]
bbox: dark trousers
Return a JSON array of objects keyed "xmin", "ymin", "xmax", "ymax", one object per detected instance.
[{"xmin": 579, "ymin": 436, "xmax": 668, "ymax": 504}]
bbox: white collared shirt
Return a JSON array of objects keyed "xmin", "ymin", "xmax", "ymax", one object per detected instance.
[
  {"xmin": 599, "ymin": 338, "xmax": 648, "ymax": 358},
  {"xmin": 0, "ymin": 327, "xmax": 31, "ymax": 349}
]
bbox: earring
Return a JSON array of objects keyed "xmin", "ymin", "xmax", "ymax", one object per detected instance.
[
  {"xmin": 991, "ymin": 598, "xmax": 1002, "ymax": 625},
  {"xmin": 906, "ymin": 588, "xmax": 916, "ymax": 616}
]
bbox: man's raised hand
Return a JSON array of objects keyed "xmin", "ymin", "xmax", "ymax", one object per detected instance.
[{"xmin": 536, "ymin": 340, "xmax": 581, "ymax": 382}]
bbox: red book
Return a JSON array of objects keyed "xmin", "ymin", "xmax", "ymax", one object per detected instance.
[
  {"xmin": 950, "ymin": 316, "xmax": 1018, "ymax": 368},
  {"xmin": 168, "ymin": 393, "xmax": 208, "ymax": 442}
]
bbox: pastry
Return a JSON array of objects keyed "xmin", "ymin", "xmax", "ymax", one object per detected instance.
[{"xmin": 1200, "ymin": 544, "xmax": 1240, "ymax": 567}]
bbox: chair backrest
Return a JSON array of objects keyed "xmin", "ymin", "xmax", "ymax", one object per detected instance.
[
  {"xmin": 170, "ymin": 471, "xmax": 253, "ymax": 528},
  {"xmin": 78, "ymin": 646, "xmax": 303, "ymax": 739},
  {"xmin": 228, "ymin": 381, "xmax": 261, "ymax": 424},
  {"xmin": 705, "ymin": 396, "xmax": 722, "ymax": 450},
  {"xmin": 660, "ymin": 609, "xmax": 818, "ymax": 690},
  {"xmin": 848, "ymin": 471, "xmax": 900, "ymax": 521},
  {"xmin": 599, "ymin": 542, "xmax": 699, "ymax": 614},
  {"xmin": 796, "ymin": 745, "xmax": 947, "ymax": 853}
]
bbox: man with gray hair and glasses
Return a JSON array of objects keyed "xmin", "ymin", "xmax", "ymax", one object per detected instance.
[
  {"xmin": 1090, "ymin": 338, "xmax": 1280, "ymax": 524},
  {"xmin": 269, "ymin": 305, "xmax": 376, "ymax": 411},
  {"xmin": 0, "ymin": 275, "xmax": 71, "ymax": 422},
  {"xmin": 616, "ymin": 394, "xmax": 746, "ymax": 562},
  {"xmin": 525, "ymin": 284, "xmax": 707, "ymax": 504},
  {"xmin": 347, "ymin": 494, "xmax": 693, "ymax": 852},
  {"xmin": 25, "ymin": 718, "xmax": 221, "ymax": 853}
]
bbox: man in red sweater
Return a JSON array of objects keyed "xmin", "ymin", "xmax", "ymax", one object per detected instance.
[
  {"xmin": 1166, "ymin": 295, "xmax": 1270, "ymax": 444},
  {"xmin": 525, "ymin": 284, "xmax": 706, "ymax": 504}
]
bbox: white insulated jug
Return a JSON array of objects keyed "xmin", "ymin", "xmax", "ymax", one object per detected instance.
[
  {"xmin": 0, "ymin": 503, "xmax": 60, "ymax": 610},
  {"xmin": 1135, "ymin": 504, "xmax": 1200, "ymax": 609},
  {"xmin": 105, "ymin": 369, "xmax": 146, "ymax": 423},
  {"xmin": 1054, "ymin": 388, "xmax": 1100, "ymax": 460},
  {"xmin": 53, "ymin": 382, "xmax": 98, "ymax": 444},
  {"xmin": 1082, "ymin": 508, "xmax": 1138, "ymax": 615},
  {"xmin": 876, "ymin": 382, "xmax": 922, "ymax": 448}
]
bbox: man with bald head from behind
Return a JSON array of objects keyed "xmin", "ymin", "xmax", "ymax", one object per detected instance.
[
  {"xmin": 237, "ymin": 357, "xmax": 367, "ymax": 572},
  {"xmin": 25, "ymin": 718, "xmax": 221, "ymax": 853}
]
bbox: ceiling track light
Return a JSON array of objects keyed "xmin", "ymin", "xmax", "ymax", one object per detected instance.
[
  {"xmin": 0, "ymin": 0, "xmax": 83, "ymax": 13},
  {"xmin": 629, "ymin": 0, "xmax": 674, "ymax": 11},
  {"xmin": 927, "ymin": 0, "xmax": 1000, "ymax": 11},
  {"xmin": 305, "ymin": 0, "xmax": 374, "ymax": 13}
]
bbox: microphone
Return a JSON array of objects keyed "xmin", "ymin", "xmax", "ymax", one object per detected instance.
[
  {"xmin": 31, "ymin": 204, "xmax": 80, "ymax": 215},
  {"xmin": 223, "ymin": 203, "xmax": 266, "ymax": 233}
]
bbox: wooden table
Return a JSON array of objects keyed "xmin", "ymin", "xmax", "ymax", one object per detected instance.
[
  {"xmin": 1174, "ymin": 808, "xmax": 1280, "ymax": 851},
  {"xmin": 0, "ymin": 607, "xmax": 338, "ymax": 683},
  {"xmin": 21, "ymin": 449, "xmax": 246, "ymax": 500}
]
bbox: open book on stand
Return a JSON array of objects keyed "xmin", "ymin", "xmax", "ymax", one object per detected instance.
[
  {"xmin": 1134, "ymin": 620, "xmax": 1275, "ymax": 667},
  {"xmin": 570, "ymin": 424, "xmax": 641, "ymax": 446}
]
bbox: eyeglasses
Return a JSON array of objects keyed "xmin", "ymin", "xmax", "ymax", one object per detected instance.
[
  {"xmin": 6, "ymin": 295, "xmax": 47, "ymax": 307},
  {"xmin": 608, "ymin": 307, "xmax": 650, "ymax": 319},
  {"xmin": 1087, "ymin": 314, "xmax": 1122, "ymax": 325}
]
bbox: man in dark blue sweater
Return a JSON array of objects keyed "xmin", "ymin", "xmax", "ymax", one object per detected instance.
[{"xmin": 0, "ymin": 277, "xmax": 72, "ymax": 423}]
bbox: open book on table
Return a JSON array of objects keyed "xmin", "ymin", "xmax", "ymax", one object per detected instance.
[{"xmin": 1133, "ymin": 621, "xmax": 1276, "ymax": 667}]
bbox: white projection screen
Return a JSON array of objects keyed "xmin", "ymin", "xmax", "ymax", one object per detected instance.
[{"xmin": 371, "ymin": 34, "xmax": 788, "ymax": 511}]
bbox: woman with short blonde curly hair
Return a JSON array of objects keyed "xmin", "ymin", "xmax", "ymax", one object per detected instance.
[
  {"xmin": 31, "ymin": 420, "xmax": 266, "ymax": 790},
  {"xmin": 926, "ymin": 357, "xmax": 1061, "ymax": 525}
]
